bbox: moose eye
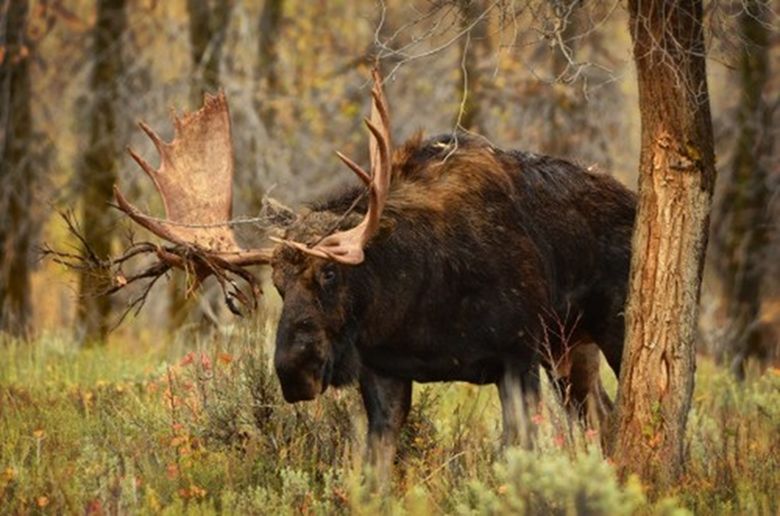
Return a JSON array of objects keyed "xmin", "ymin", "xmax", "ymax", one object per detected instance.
[{"xmin": 320, "ymin": 266, "xmax": 337, "ymax": 287}]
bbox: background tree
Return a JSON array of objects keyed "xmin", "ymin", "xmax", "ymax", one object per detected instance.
[
  {"xmin": 186, "ymin": 0, "xmax": 233, "ymax": 105},
  {"xmin": 542, "ymin": 0, "xmax": 580, "ymax": 158},
  {"xmin": 256, "ymin": 0, "xmax": 284, "ymax": 130},
  {"xmin": 707, "ymin": 0, "xmax": 775, "ymax": 379},
  {"xmin": 0, "ymin": 0, "xmax": 34, "ymax": 337},
  {"xmin": 612, "ymin": 0, "xmax": 717, "ymax": 489},
  {"xmin": 18, "ymin": 0, "xmax": 778, "ymax": 370},
  {"xmin": 76, "ymin": 0, "xmax": 127, "ymax": 344},
  {"xmin": 455, "ymin": 0, "xmax": 490, "ymax": 133}
]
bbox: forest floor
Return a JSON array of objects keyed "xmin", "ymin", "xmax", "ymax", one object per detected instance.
[{"xmin": 0, "ymin": 323, "xmax": 778, "ymax": 515}]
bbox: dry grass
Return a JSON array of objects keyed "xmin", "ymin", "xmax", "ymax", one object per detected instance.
[{"xmin": 1, "ymin": 322, "xmax": 778, "ymax": 515}]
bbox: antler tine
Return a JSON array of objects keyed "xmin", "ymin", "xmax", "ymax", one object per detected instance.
[
  {"xmin": 282, "ymin": 66, "xmax": 393, "ymax": 265},
  {"xmin": 113, "ymin": 185, "xmax": 187, "ymax": 247},
  {"xmin": 138, "ymin": 121, "xmax": 166, "ymax": 154},
  {"xmin": 127, "ymin": 146, "xmax": 158, "ymax": 182},
  {"xmin": 335, "ymin": 151, "xmax": 371, "ymax": 186},
  {"xmin": 359, "ymin": 68, "xmax": 392, "ymax": 241}
]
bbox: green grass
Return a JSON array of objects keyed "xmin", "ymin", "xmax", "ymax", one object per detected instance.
[{"xmin": 1, "ymin": 324, "xmax": 778, "ymax": 515}]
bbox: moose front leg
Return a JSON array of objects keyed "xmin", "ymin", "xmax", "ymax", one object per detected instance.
[
  {"xmin": 359, "ymin": 368, "xmax": 412, "ymax": 479},
  {"xmin": 497, "ymin": 364, "xmax": 540, "ymax": 448}
]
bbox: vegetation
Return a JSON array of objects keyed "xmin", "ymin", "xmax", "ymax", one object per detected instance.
[
  {"xmin": 1, "ymin": 1, "xmax": 778, "ymax": 513},
  {"xmin": 1, "ymin": 323, "xmax": 777, "ymax": 514}
]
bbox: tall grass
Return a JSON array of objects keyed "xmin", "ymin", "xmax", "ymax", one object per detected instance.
[{"xmin": 1, "ymin": 323, "xmax": 777, "ymax": 514}]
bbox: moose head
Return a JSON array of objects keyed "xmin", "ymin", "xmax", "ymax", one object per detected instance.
[{"xmin": 110, "ymin": 69, "xmax": 392, "ymax": 402}]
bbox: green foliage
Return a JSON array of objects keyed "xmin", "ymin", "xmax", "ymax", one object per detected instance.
[
  {"xmin": 1, "ymin": 330, "xmax": 777, "ymax": 514},
  {"xmin": 453, "ymin": 449, "xmax": 649, "ymax": 516}
]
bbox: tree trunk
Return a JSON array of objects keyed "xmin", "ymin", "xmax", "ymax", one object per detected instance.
[
  {"xmin": 612, "ymin": 0, "xmax": 716, "ymax": 490},
  {"xmin": 456, "ymin": 0, "xmax": 489, "ymax": 133},
  {"xmin": 76, "ymin": 0, "xmax": 127, "ymax": 345},
  {"xmin": 256, "ymin": 0, "xmax": 284, "ymax": 130},
  {"xmin": 710, "ymin": 0, "xmax": 772, "ymax": 378},
  {"xmin": 186, "ymin": 0, "xmax": 233, "ymax": 105},
  {"xmin": 543, "ymin": 1, "xmax": 579, "ymax": 158},
  {"xmin": 0, "ymin": 0, "xmax": 34, "ymax": 337}
]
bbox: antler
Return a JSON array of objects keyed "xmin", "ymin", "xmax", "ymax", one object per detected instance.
[
  {"xmin": 280, "ymin": 68, "xmax": 392, "ymax": 265},
  {"xmin": 108, "ymin": 92, "xmax": 275, "ymax": 314}
]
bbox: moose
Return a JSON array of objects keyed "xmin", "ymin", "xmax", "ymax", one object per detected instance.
[{"xmin": 101, "ymin": 69, "xmax": 636, "ymax": 470}]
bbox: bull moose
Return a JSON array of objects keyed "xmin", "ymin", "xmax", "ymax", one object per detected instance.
[{"xmin": 104, "ymin": 69, "xmax": 636, "ymax": 470}]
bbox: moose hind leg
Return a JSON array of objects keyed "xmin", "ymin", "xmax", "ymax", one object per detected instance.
[
  {"xmin": 359, "ymin": 368, "xmax": 412, "ymax": 479},
  {"xmin": 584, "ymin": 292, "xmax": 627, "ymax": 379},
  {"xmin": 565, "ymin": 342, "xmax": 613, "ymax": 430},
  {"xmin": 497, "ymin": 364, "xmax": 540, "ymax": 448}
]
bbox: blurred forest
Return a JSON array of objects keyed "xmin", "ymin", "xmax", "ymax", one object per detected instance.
[
  {"xmin": 0, "ymin": 1, "xmax": 778, "ymax": 364},
  {"xmin": 2, "ymin": 1, "xmax": 780, "ymax": 513}
]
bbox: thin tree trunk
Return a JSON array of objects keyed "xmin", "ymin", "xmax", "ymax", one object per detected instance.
[
  {"xmin": 76, "ymin": 0, "xmax": 126, "ymax": 345},
  {"xmin": 543, "ymin": 0, "xmax": 579, "ymax": 158},
  {"xmin": 0, "ymin": 0, "xmax": 33, "ymax": 337},
  {"xmin": 612, "ymin": 0, "xmax": 716, "ymax": 490},
  {"xmin": 187, "ymin": 0, "xmax": 233, "ymax": 104},
  {"xmin": 456, "ymin": 0, "xmax": 489, "ymax": 133},
  {"xmin": 256, "ymin": 0, "xmax": 283, "ymax": 130},
  {"xmin": 711, "ymin": 0, "xmax": 772, "ymax": 378}
]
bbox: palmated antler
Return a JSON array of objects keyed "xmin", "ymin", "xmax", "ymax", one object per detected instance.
[
  {"xmin": 109, "ymin": 92, "xmax": 275, "ymax": 314},
  {"xmin": 45, "ymin": 69, "xmax": 394, "ymax": 323},
  {"xmin": 279, "ymin": 68, "xmax": 393, "ymax": 264}
]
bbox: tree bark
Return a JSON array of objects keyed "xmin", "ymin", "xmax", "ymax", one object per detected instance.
[
  {"xmin": 0, "ymin": 0, "xmax": 34, "ymax": 337},
  {"xmin": 612, "ymin": 0, "xmax": 716, "ymax": 490},
  {"xmin": 76, "ymin": 0, "xmax": 126, "ymax": 345},
  {"xmin": 709, "ymin": 0, "xmax": 772, "ymax": 378}
]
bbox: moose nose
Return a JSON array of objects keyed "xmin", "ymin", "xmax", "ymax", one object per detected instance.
[
  {"xmin": 274, "ymin": 363, "xmax": 319, "ymax": 403},
  {"xmin": 273, "ymin": 353, "xmax": 296, "ymax": 380}
]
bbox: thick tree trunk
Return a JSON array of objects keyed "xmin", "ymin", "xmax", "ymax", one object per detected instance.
[
  {"xmin": 710, "ymin": 0, "xmax": 772, "ymax": 378},
  {"xmin": 612, "ymin": 0, "xmax": 716, "ymax": 489},
  {"xmin": 76, "ymin": 0, "xmax": 126, "ymax": 345},
  {"xmin": 0, "ymin": 0, "xmax": 33, "ymax": 337}
]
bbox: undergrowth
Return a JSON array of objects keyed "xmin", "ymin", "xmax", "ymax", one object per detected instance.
[{"xmin": 0, "ymin": 324, "xmax": 777, "ymax": 515}]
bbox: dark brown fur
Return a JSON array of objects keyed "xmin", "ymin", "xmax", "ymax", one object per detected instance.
[{"xmin": 271, "ymin": 134, "xmax": 636, "ymax": 467}]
